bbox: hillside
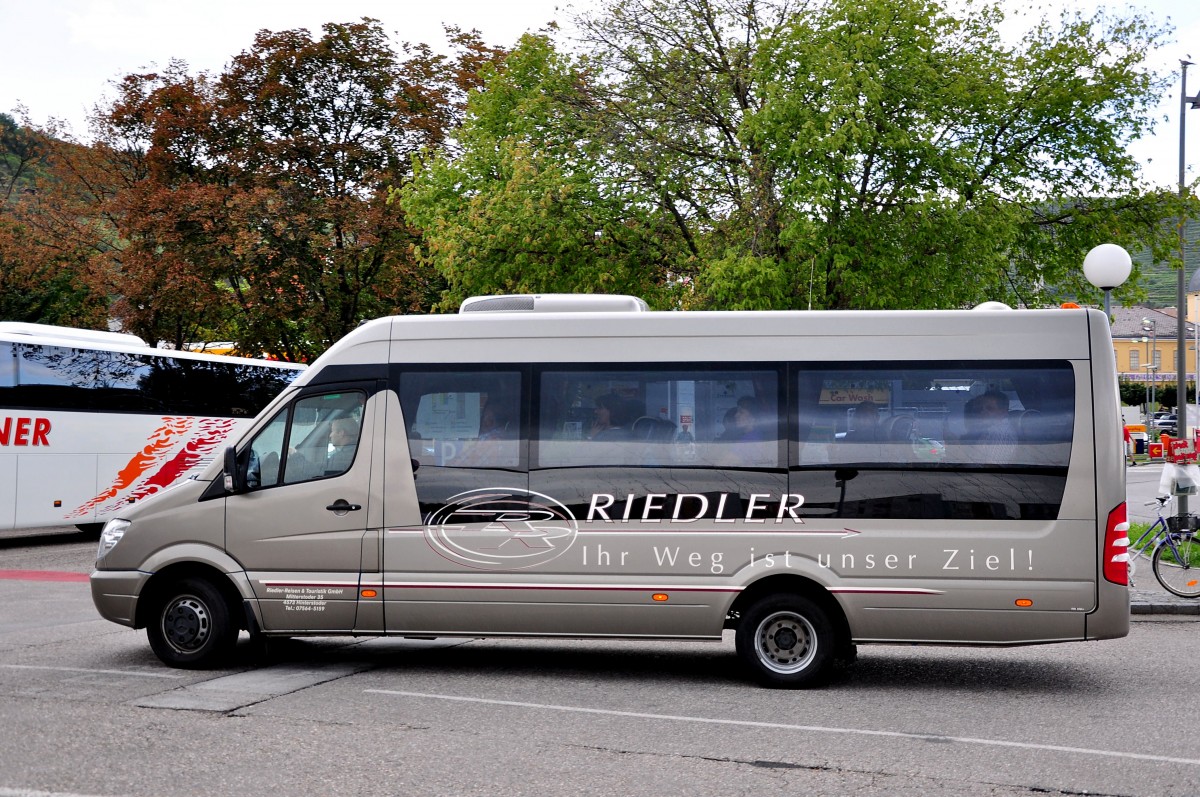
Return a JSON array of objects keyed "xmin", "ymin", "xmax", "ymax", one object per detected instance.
[
  {"xmin": 0, "ymin": 113, "xmax": 51, "ymax": 200},
  {"xmin": 1133, "ymin": 217, "xmax": 1200, "ymax": 307}
]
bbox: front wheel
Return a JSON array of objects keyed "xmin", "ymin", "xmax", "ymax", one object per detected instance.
[
  {"xmin": 1152, "ymin": 537, "xmax": 1200, "ymax": 598},
  {"xmin": 146, "ymin": 577, "xmax": 238, "ymax": 668},
  {"xmin": 735, "ymin": 594, "xmax": 837, "ymax": 688}
]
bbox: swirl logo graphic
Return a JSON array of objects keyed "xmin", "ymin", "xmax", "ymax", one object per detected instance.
[{"xmin": 424, "ymin": 488, "xmax": 578, "ymax": 570}]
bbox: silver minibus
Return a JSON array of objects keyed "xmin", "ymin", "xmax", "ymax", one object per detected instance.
[{"xmin": 91, "ymin": 296, "xmax": 1129, "ymax": 687}]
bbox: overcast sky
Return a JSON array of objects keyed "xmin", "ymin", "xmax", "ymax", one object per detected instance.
[{"xmin": 2, "ymin": 0, "xmax": 1199, "ymax": 189}]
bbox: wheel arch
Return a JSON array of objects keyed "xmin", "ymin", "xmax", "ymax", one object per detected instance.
[
  {"xmin": 727, "ymin": 573, "xmax": 852, "ymax": 650},
  {"xmin": 135, "ymin": 561, "xmax": 245, "ymax": 632}
]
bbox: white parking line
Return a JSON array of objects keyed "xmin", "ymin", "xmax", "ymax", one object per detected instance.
[
  {"xmin": 0, "ymin": 664, "xmax": 182, "ymax": 679},
  {"xmin": 0, "ymin": 788, "xmax": 115, "ymax": 797},
  {"xmin": 365, "ymin": 689, "xmax": 1200, "ymax": 767}
]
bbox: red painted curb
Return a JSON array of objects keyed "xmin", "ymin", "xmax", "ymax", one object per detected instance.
[{"xmin": 0, "ymin": 570, "xmax": 90, "ymax": 583}]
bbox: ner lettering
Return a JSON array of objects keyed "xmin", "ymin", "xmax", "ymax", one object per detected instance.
[{"xmin": 0, "ymin": 417, "xmax": 51, "ymax": 446}]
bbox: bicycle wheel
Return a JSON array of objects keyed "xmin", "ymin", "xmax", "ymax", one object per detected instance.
[{"xmin": 1152, "ymin": 535, "xmax": 1200, "ymax": 598}]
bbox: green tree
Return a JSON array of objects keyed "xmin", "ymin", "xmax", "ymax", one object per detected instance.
[
  {"xmin": 742, "ymin": 0, "xmax": 1187, "ymax": 310},
  {"xmin": 575, "ymin": 0, "xmax": 791, "ymax": 278},
  {"xmin": 399, "ymin": 34, "xmax": 690, "ymax": 308},
  {"xmin": 564, "ymin": 0, "xmax": 1190, "ymax": 310}
]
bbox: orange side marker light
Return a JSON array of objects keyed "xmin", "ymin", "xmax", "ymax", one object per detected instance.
[
  {"xmin": 361, "ymin": 589, "xmax": 378, "ymax": 598},
  {"xmin": 1015, "ymin": 598, "xmax": 1034, "ymax": 607},
  {"xmin": 652, "ymin": 593, "xmax": 669, "ymax": 602}
]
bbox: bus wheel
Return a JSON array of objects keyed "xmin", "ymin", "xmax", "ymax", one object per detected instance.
[
  {"xmin": 146, "ymin": 578, "xmax": 237, "ymax": 669},
  {"xmin": 736, "ymin": 594, "xmax": 835, "ymax": 688}
]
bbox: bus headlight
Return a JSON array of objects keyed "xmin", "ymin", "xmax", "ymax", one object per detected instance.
[{"xmin": 97, "ymin": 519, "xmax": 130, "ymax": 559}]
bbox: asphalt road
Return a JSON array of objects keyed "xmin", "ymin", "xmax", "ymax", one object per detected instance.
[{"xmin": 1, "ymin": 526, "xmax": 1199, "ymax": 796}]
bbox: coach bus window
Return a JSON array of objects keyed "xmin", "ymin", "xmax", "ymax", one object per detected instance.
[
  {"xmin": 9, "ymin": 344, "xmax": 97, "ymax": 409},
  {"xmin": 90, "ymin": 351, "xmax": 156, "ymax": 410},
  {"xmin": 0, "ymin": 344, "xmax": 13, "ymax": 391},
  {"xmin": 398, "ymin": 369, "xmax": 526, "ymax": 518},
  {"xmin": 533, "ymin": 367, "xmax": 785, "ymax": 520},
  {"xmin": 791, "ymin": 362, "xmax": 1075, "ymax": 520},
  {"xmin": 5, "ymin": 342, "xmax": 301, "ymax": 416}
]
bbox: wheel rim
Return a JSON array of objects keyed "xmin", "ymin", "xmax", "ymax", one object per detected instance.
[
  {"xmin": 160, "ymin": 595, "xmax": 212, "ymax": 654},
  {"xmin": 754, "ymin": 610, "xmax": 817, "ymax": 674},
  {"xmin": 1156, "ymin": 535, "xmax": 1200, "ymax": 597}
]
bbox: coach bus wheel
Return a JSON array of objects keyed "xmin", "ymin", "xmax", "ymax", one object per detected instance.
[
  {"xmin": 736, "ymin": 594, "xmax": 836, "ymax": 688},
  {"xmin": 146, "ymin": 578, "xmax": 237, "ymax": 669}
]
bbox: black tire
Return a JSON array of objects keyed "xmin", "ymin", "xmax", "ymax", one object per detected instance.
[
  {"xmin": 146, "ymin": 577, "xmax": 238, "ymax": 668},
  {"xmin": 735, "ymin": 593, "xmax": 837, "ymax": 688},
  {"xmin": 1152, "ymin": 537, "xmax": 1200, "ymax": 598}
]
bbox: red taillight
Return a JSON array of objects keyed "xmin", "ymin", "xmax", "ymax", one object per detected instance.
[{"xmin": 1104, "ymin": 503, "xmax": 1130, "ymax": 586}]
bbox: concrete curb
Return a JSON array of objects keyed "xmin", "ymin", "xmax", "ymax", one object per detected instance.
[
  {"xmin": 1131, "ymin": 587, "xmax": 1200, "ymax": 614},
  {"xmin": 1132, "ymin": 600, "xmax": 1200, "ymax": 615}
]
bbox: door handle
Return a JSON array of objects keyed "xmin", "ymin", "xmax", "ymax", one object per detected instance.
[{"xmin": 326, "ymin": 499, "xmax": 362, "ymax": 513}]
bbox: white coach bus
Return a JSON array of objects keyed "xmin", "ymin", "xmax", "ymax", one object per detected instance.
[
  {"xmin": 1, "ymin": 323, "xmax": 303, "ymax": 531},
  {"xmin": 90, "ymin": 296, "xmax": 1130, "ymax": 687}
]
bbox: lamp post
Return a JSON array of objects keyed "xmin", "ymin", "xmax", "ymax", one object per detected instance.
[
  {"xmin": 1177, "ymin": 60, "xmax": 1200, "ymax": 523},
  {"xmin": 1143, "ymin": 317, "xmax": 1158, "ymax": 412},
  {"xmin": 1083, "ymin": 244, "xmax": 1132, "ymax": 319},
  {"xmin": 1141, "ymin": 335, "xmax": 1151, "ymax": 412}
]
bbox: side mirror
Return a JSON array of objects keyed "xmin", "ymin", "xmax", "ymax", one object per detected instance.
[{"xmin": 223, "ymin": 446, "xmax": 246, "ymax": 494}]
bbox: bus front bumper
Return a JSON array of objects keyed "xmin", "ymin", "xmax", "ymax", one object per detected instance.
[{"xmin": 90, "ymin": 570, "xmax": 149, "ymax": 628}]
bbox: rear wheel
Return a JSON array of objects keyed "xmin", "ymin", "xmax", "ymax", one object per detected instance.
[
  {"xmin": 735, "ymin": 594, "xmax": 837, "ymax": 688},
  {"xmin": 1152, "ymin": 536, "xmax": 1200, "ymax": 598},
  {"xmin": 146, "ymin": 577, "xmax": 238, "ymax": 668}
]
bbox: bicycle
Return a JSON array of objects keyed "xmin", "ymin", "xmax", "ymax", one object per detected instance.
[{"xmin": 1127, "ymin": 496, "xmax": 1200, "ymax": 598}]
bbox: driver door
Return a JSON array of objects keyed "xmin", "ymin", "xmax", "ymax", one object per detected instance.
[{"xmin": 225, "ymin": 382, "xmax": 380, "ymax": 632}]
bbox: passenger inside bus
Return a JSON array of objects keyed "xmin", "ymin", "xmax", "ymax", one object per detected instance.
[
  {"xmin": 716, "ymin": 396, "xmax": 774, "ymax": 465},
  {"xmin": 842, "ymin": 401, "xmax": 881, "ymax": 443},
  {"xmin": 964, "ymin": 390, "xmax": 1018, "ymax": 464},
  {"xmin": 453, "ymin": 401, "xmax": 518, "ymax": 467},
  {"xmin": 589, "ymin": 393, "xmax": 642, "ymax": 441}
]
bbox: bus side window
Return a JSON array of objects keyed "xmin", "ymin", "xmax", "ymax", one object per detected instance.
[
  {"xmin": 398, "ymin": 370, "xmax": 526, "ymax": 518},
  {"xmin": 533, "ymin": 367, "xmax": 785, "ymax": 518},
  {"xmin": 792, "ymin": 363, "xmax": 1075, "ymax": 520}
]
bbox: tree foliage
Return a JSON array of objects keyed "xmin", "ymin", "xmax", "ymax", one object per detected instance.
[
  {"xmin": 5, "ymin": 20, "xmax": 504, "ymax": 357},
  {"xmin": 746, "ymin": 0, "xmax": 1188, "ymax": 310},
  {"xmin": 2, "ymin": 1, "xmax": 1195, "ymax": 342},
  {"xmin": 398, "ymin": 34, "xmax": 691, "ymax": 308},
  {"xmin": 405, "ymin": 0, "xmax": 1192, "ymax": 311}
]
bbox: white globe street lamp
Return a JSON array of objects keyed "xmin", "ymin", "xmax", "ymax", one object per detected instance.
[{"xmin": 1082, "ymin": 243, "xmax": 1133, "ymax": 319}]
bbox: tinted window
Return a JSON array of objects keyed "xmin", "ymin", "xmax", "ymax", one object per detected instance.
[
  {"xmin": 0, "ymin": 345, "xmax": 11, "ymax": 390},
  {"xmin": 533, "ymin": 366, "xmax": 785, "ymax": 521},
  {"xmin": 399, "ymin": 369, "xmax": 526, "ymax": 519},
  {"xmin": 243, "ymin": 391, "xmax": 365, "ymax": 489},
  {"xmin": 793, "ymin": 362, "xmax": 1075, "ymax": 520},
  {"xmin": 0, "ymin": 342, "xmax": 300, "ymax": 416}
]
